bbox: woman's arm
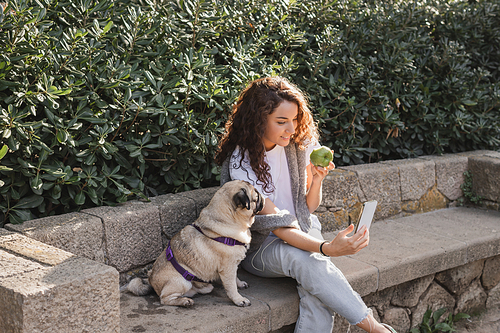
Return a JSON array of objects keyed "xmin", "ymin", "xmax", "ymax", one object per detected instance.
[
  {"xmin": 273, "ymin": 224, "xmax": 369, "ymax": 257},
  {"xmin": 262, "ymin": 194, "xmax": 369, "ymax": 256},
  {"xmin": 305, "ymin": 159, "xmax": 335, "ymax": 213},
  {"xmin": 258, "ymin": 197, "xmax": 282, "ymax": 215}
]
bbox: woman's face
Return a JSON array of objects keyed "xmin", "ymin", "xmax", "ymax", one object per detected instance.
[{"xmin": 262, "ymin": 100, "xmax": 298, "ymax": 151}]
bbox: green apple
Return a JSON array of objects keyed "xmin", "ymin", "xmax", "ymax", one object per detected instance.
[{"xmin": 310, "ymin": 146, "xmax": 333, "ymax": 168}]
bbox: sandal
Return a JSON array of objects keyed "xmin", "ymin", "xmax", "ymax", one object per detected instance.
[{"xmin": 381, "ymin": 323, "xmax": 398, "ymax": 333}]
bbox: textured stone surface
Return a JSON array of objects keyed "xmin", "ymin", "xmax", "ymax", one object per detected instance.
[
  {"xmin": 0, "ymin": 231, "xmax": 74, "ymax": 266},
  {"xmin": 120, "ymin": 269, "xmax": 295, "ymax": 333},
  {"xmin": 316, "ymin": 209, "xmax": 350, "ymax": 232},
  {"xmin": 382, "ymin": 159, "xmax": 435, "ymax": 201},
  {"xmin": 83, "ymin": 201, "xmax": 162, "ymax": 272},
  {"xmin": 417, "ymin": 185, "xmax": 449, "ymax": 212},
  {"xmin": 458, "ymin": 150, "xmax": 500, "ymax": 158},
  {"xmin": 482, "ymin": 255, "xmax": 500, "ymax": 290},
  {"xmin": 150, "ymin": 193, "xmax": 198, "ymax": 242},
  {"xmin": 0, "ymin": 231, "xmax": 119, "ymax": 333},
  {"xmin": 401, "ymin": 185, "xmax": 448, "ymax": 215},
  {"xmin": 391, "ymin": 275, "xmax": 434, "ymax": 308},
  {"xmin": 0, "ymin": 247, "xmax": 45, "ymax": 279},
  {"xmin": 426, "ymin": 154, "xmax": 468, "ymax": 201},
  {"xmin": 455, "ymin": 279, "xmax": 488, "ymax": 315},
  {"xmin": 322, "ymin": 169, "xmax": 362, "ymax": 209},
  {"xmin": 486, "ymin": 283, "xmax": 500, "ymax": 308},
  {"xmin": 340, "ymin": 163, "xmax": 402, "ymax": 220},
  {"xmin": 319, "ymin": 169, "xmax": 366, "ymax": 230},
  {"xmin": 397, "ymin": 207, "xmax": 500, "ymax": 262},
  {"xmin": 454, "ymin": 305, "xmax": 500, "ymax": 333},
  {"xmin": 5, "ymin": 212, "xmax": 105, "ymax": 263},
  {"xmin": 348, "ymin": 219, "xmax": 467, "ymax": 290},
  {"xmin": 435, "ymin": 260, "xmax": 485, "ymax": 295},
  {"xmin": 363, "ymin": 287, "xmax": 395, "ymax": 315},
  {"xmin": 176, "ymin": 186, "xmax": 219, "ymax": 217},
  {"xmin": 469, "ymin": 155, "xmax": 500, "ymax": 202},
  {"xmin": 383, "ymin": 307, "xmax": 411, "ymax": 333},
  {"xmin": 236, "ymin": 270, "xmax": 299, "ymax": 331},
  {"xmin": 412, "ymin": 282, "xmax": 455, "ymax": 327}
]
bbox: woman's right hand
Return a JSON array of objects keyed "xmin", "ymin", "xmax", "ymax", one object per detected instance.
[{"xmin": 322, "ymin": 224, "xmax": 369, "ymax": 257}]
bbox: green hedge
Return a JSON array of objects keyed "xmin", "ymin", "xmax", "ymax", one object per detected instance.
[{"xmin": 1, "ymin": 0, "xmax": 499, "ymax": 225}]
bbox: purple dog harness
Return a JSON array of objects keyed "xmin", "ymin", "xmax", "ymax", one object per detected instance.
[
  {"xmin": 165, "ymin": 224, "xmax": 246, "ymax": 283},
  {"xmin": 191, "ymin": 224, "xmax": 246, "ymax": 246}
]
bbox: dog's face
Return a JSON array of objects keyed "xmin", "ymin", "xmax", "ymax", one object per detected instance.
[
  {"xmin": 231, "ymin": 181, "xmax": 264, "ymax": 217},
  {"xmin": 217, "ymin": 180, "xmax": 264, "ymax": 219}
]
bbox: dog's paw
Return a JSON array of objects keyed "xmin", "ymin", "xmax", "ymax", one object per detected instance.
[
  {"xmin": 237, "ymin": 280, "xmax": 249, "ymax": 289},
  {"xmin": 180, "ymin": 298, "xmax": 195, "ymax": 308},
  {"xmin": 234, "ymin": 297, "xmax": 251, "ymax": 307},
  {"xmin": 161, "ymin": 296, "xmax": 194, "ymax": 308}
]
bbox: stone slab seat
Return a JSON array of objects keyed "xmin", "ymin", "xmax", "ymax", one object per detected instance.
[
  {"xmin": 0, "ymin": 229, "xmax": 120, "ymax": 333},
  {"xmin": 120, "ymin": 207, "xmax": 500, "ymax": 333}
]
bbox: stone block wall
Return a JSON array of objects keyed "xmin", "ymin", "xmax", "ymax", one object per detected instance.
[
  {"xmin": 334, "ymin": 255, "xmax": 500, "ymax": 333},
  {"xmin": 316, "ymin": 152, "xmax": 500, "ymax": 232},
  {"xmin": 4, "ymin": 150, "xmax": 500, "ymax": 278}
]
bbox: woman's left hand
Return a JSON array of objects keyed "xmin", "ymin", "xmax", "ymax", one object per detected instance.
[
  {"xmin": 311, "ymin": 160, "xmax": 335, "ymax": 182},
  {"xmin": 322, "ymin": 224, "xmax": 369, "ymax": 257}
]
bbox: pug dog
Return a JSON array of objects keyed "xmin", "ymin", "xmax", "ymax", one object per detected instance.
[{"xmin": 125, "ymin": 180, "xmax": 264, "ymax": 307}]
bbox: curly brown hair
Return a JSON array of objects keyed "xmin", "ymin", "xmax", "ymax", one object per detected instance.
[{"xmin": 216, "ymin": 77, "xmax": 318, "ymax": 193}]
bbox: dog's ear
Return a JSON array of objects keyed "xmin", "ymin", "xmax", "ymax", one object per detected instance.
[{"xmin": 233, "ymin": 188, "xmax": 251, "ymax": 210}]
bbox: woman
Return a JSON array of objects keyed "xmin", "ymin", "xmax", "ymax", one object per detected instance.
[{"xmin": 216, "ymin": 77, "xmax": 396, "ymax": 333}]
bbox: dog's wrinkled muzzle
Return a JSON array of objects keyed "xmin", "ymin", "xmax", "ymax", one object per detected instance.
[{"xmin": 253, "ymin": 191, "xmax": 264, "ymax": 215}]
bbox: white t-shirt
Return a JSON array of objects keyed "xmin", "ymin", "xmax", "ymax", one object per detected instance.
[{"xmin": 229, "ymin": 142, "xmax": 320, "ymax": 217}]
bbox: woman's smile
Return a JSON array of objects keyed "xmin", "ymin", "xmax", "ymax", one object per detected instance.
[{"xmin": 263, "ymin": 100, "xmax": 298, "ymax": 151}]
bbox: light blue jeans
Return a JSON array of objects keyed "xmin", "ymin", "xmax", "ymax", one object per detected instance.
[{"xmin": 241, "ymin": 233, "xmax": 370, "ymax": 333}]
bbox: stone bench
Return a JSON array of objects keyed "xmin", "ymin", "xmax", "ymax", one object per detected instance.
[
  {"xmin": 1, "ymin": 150, "xmax": 500, "ymax": 332},
  {"xmin": 118, "ymin": 207, "xmax": 500, "ymax": 333},
  {"xmin": 0, "ymin": 229, "xmax": 119, "ymax": 332}
]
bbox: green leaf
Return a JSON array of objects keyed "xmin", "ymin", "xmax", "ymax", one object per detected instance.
[
  {"xmin": 434, "ymin": 323, "xmax": 453, "ymax": 332},
  {"xmin": 144, "ymin": 70, "xmax": 156, "ymax": 87},
  {"xmin": 432, "ymin": 308, "xmax": 447, "ymax": 324},
  {"xmin": 102, "ymin": 20, "xmax": 113, "ymax": 34},
  {"xmin": 75, "ymin": 192, "xmax": 86, "ymax": 205},
  {"xmin": 31, "ymin": 175, "xmax": 43, "ymax": 191},
  {"xmin": 453, "ymin": 313, "xmax": 470, "ymax": 321},
  {"xmin": 14, "ymin": 195, "xmax": 44, "ymax": 209},
  {"xmin": 2, "ymin": 128, "xmax": 11, "ymax": 139},
  {"xmin": 422, "ymin": 308, "xmax": 432, "ymax": 324},
  {"xmin": 462, "ymin": 100, "xmax": 477, "ymax": 106},
  {"xmin": 56, "ymin": 130, "xmax": 68, "ymax": 143},
  {"xmin": 0, "ymin": 145, "xmax": 7, "ymax": 160},
  {"xmin": 10, "ymin": 210, "xmax": 33, "ymax": 223}
]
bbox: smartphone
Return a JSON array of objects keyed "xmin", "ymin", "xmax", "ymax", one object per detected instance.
[{"xmin": 354, "ymin": 200, "xmax": 377, "ymax": 233}]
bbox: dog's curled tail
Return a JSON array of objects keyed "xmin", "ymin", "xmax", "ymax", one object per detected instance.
[{"xmin": 122, "ymin": 278, "xmax": 154, "ymax": 296}]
